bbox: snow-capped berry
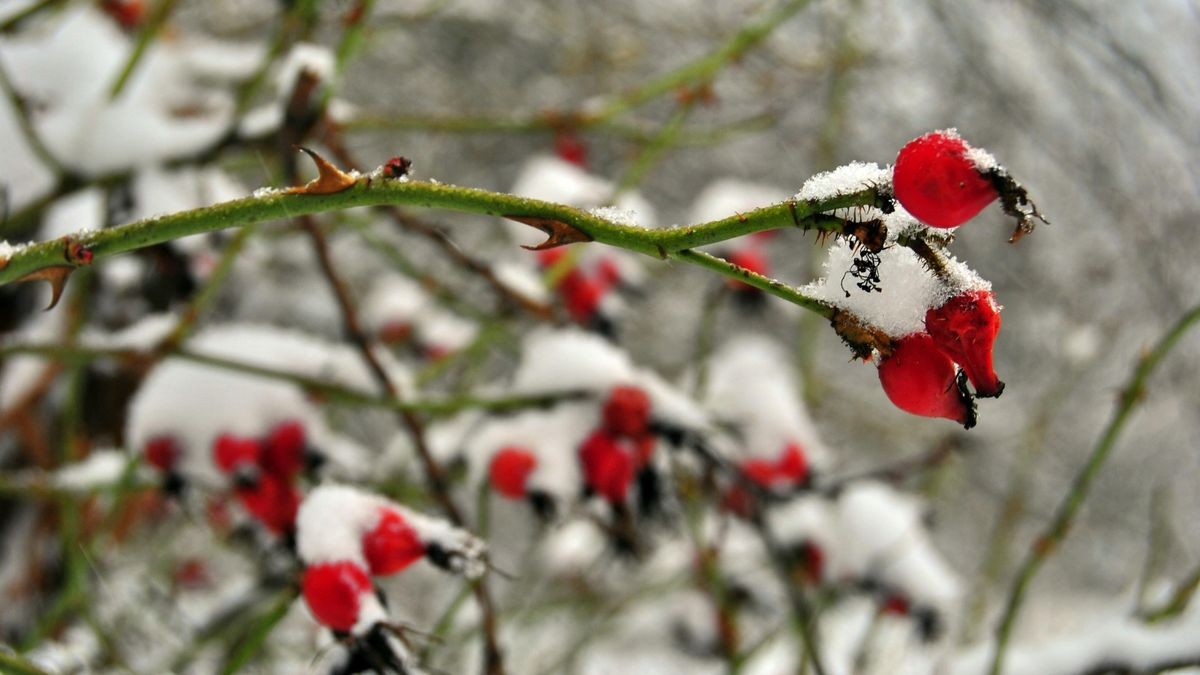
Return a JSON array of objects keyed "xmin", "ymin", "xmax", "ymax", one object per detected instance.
[
  {"xmin": 212, "ymin": 434, "xmax": 261, "ymax": 475},
  {"xmin": 489, "ymin": 447, "xmax": 538, "ymax": 499},
  {"xmin": 893, "ymin": 131, "xmax": 998, "ymax": 228},
  {"xmin": 602, "ymin": 385, "xmax": 652, "ymax": 438},
  {"xmin": 925, "ymin": 289, "xmax": 1004, "ymax": 397},
  {"xmin": 362, "ymin": 508, "xmax": 425, "ymax": 576},
  {"xmin": 143, "ymin": 436, "xmax": 180, "ymax": 472},
  {"xmin": 726, "ymin": 246, "xmax": 769, "ymax": 291},
  {"xmin": 578, "ymin": 430, "xmax": 635, "ymax": 503},
  {"xmin": 877, "ymin": 333, "xmax": 976, "ymax": 428},
  {"xmin": 302, "ymin": 561, "xmax": 373, "ymax": 632},
  {"xmin": 262, "ymin": 420, "xmax": 306, "ymax": 478},
  {"xmin": 235, "ymin": 474, "xmax": 301, "ymax": 534}
]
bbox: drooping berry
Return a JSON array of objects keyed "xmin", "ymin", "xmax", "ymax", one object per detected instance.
[
  {"xmin": 925, "ymin": 289, "xmax": 1004, "ymax": 397},
  {"xmin": 362, "ymin": 508, "xmax": 425, "ymax": 576},
  {"xmin": 578, "ymin": 430, "xmax": 635, "ymax": 504},
  {"xmin": 236, "ymin": 474, "xmax": 300, "ymax": 534},
  {"xmin": 877, "ymin": 333, "xmax": 976, "ymax": 428},
  {"xmin": 262, "ymin": 420, "xmax": 306, "ymax": 478},
  {"xmin": 302, "ymin": 561, "xmax": 373, "ymax": 632},
  {"xmin": 893, "ymin": 131, "xmax": 998, "ymax": 229},
  {"xmin": 489, "ymin": 447, "xmax": 538, "ymax": 499},
  {"xmin": 143, "ymin": 436, "xmax": 180, "ymax": 472},
  {"xmin": 212, "ymin": 434, "xmax": 261, "ymax": 476},
  {"xmin": 560, "ymin": 274, "xmax": 606, "ymax": 325},
  {"xmin": 602, "ymin": 385, "xmax": 652, "ymax": 438}
]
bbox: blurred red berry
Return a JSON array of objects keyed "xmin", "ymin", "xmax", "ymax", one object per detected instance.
[
  {"xmin": 925, "ymin": 289, "xmax": 1004, "ymax": 397},
  {"xmin": 100, "ymin": 0, "xmax": 144, "ymax": 29},
  {"xmin": 726, "ymin": 246, "xmax": 769, "ymax": 291},
  {"xmin": 878, "ymin": 333, "xmax": 975, "ymax": 428},
  {"xmin": 881, "ymin": 594, "xmax": 911, "ymax": 616},
  {"xmin": 797, "ymin": 541, "xmax": 824, "ymax": 585},
  {"xmin": 362, "ymin": 508, "xmax": 425, "ymax": 576},
  {"xmin": 212, "ymin": 434, "xmax": 261, "ymax": 474},
  {"xmin": 143, "ymin": 435, "xmax": 180, "ymax": 472},
  {"xmin": 776, "ymin": 442, "xmax": 809, "ymax": 483},
  {"xmin": 302, "ymin": 561, "xmax": 372, "ymax": 632},
  {"xmin": 236, "ymin": 474, "xmax": 300, "ymax": 534},
  {"xmin": 602, "ymin": 385, "xmax": 652, "ymax": 438},
  {"xmin": 489, "ymin": 447, "xmax": 538, "ymax": 499},
  {"xmin": 561, "ymin": 274, "xmax": 605, "ymax": 324},
  {"xmin": 554, "ymin": 131, "xmax": 588, "ymax": 168},
  {"xmin": 262, "ymin": 420, "xmax": 306, "ymax": 478},
  {"xmin": 379, "ymin": 320, "xmax": 412, "ymax": 344},
  {"xmin": 893, "ymin": 131, "xmax": 997, "ymax": 228},
  {"xmin": 579, "ymin": 430, "xmax": 635, "ymax": 503},
  {"xmin": 536, "ymin": 248, "xmax": 569, "ymax": 269}
]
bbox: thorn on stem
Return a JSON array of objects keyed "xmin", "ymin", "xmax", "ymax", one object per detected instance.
[
  {"xmin": 286, "ymin": 146, "xmax": 358, "ymax": 195},
  {"xmin": 506, "ymin": 215, "xmax": 593, "ymax": 250}
]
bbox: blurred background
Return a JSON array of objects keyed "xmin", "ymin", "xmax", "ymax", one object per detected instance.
[{"xmin": 1, "ymin": 0, "xmax": 1198, "ymax": 673}]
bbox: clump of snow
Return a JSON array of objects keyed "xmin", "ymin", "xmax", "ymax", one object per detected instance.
[
  {"xmin": 125, "ymin": 324, "xmax": 405, "ymax": 484},
  {"xmin": 538, "ymin": 518, "xmax": 608, "ymax": 576},
  {"xmin": 688, "ymin": 178, "xmax": 790, "ymax": 224},
  {"xmin": 360, "ymin": 275, "xmax": 430, "ymax": 334},
  {"xmin": 416, "ymin": 310, "xmax": 478, "ymax": 354},
  {"xmin": 52, "ymin": 449, "xmax": 141, "ymax": 491},
  {"xmin": 589, "ymin": 205, "xmax": 642, "ymax": 228},
  {"xmin": 800, "ymin": 240, "xmax": 989, "ymax": 337},
  {"xmin": 702, "ymin": 335, "xmax": 831, "ymax": 467},
  {"xmin": 492, "ymin": 261, "xmax": 551, "ymax": 304},
  {"xmin": 80, "ymin": 312, "xmax": 176, "ymax": 352},
  {"xmin": 510, "ymin": 328, "xmax": 707, "ymax": 431},
  {"xmin": 41, "ymin": 188, "xmax": 104, "ymax": 241},
  {"xmin": 966, "ymin": 146, "xmax": 999, "ymax": 173},
  {"xmin": 272, "ymin": 43, "xmax": 336, "ymax": 96},
  {"xmin": 0, "ymin": 241, "xmax": 15, "ymax": 262},
  {"xmin": 796, "ymin": 161, "xmax": 891, "ymax": 203},
  {"xmin": 297, "ymin": 484, "xmax": 488, "ymax": 579}
]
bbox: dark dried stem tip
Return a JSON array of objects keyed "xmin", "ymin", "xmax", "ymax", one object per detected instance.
[{"xmin": 985, "ymin": 168, "xmax": 1049, "ymax": 244}]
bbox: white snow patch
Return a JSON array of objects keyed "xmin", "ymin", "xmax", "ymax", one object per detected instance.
[
  {"xmin": 796, "ymin": 161, "xmax": 891, "ymax": 203},
  {"xmin": 688, "ymin": 178, "xmax": 790, "ymax": 223},
  {"xmin": 52, "ymin": 449, "xmax": 140, "ymax": 491}
]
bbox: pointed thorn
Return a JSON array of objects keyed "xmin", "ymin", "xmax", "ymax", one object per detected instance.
[
  {"xmin": 286, "ymin": 146, "xmax": 358, "ymax": 195},
  {"xmin": 17, "ymin": 266, "xmax": 73, "ymax": 310},
  {"xmin": 507, "ymin": 215, "xmax": 593, "ymax": 250}
]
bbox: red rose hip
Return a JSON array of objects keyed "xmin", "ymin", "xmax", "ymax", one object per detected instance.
[
  {"xmin": 602, "ymin": 385, "xmax": 652, "ymax": 438},
  {"xmin": 893, "ymin": 131, "xmax": 998, "ymax": 228},
  {"xmin": 489, "ymin": 447, "xmax": 538, "ymax": 499},
  {"xmin": 362, "ymin": 508, "xmax": 425, "ymax": 576},
  {"xmin": 878, "ymin": 333, "xmax": 976, "ymax": 428},
  {"xmin": 925, "ymin": 289, "xmax": 1004, "ymax": 397},
  {"xmin": 302, "ymin": 561, "xmax": 373, "ymax": 632}
]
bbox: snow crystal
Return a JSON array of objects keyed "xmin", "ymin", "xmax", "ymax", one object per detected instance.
[
  {"xmin": 0, "ymin": 241, "xmax": 15, "ymax": 262},
  {"xmin": 796, "ymin": 161, "xmax": 891, "ymax": 203},
  {"xmin": 800, "ymin": 240, "xmax": 989, "ymax": 338},
  {"xmin": 251, "ymin": 185, "xmax": 281, "ymax": 199},
  {"xmin": 589, "ymin": 205, "xmax": 641, "ymax": 228},
  {"xmin": 688, "ymin": 178, "xmax": 790, "ymax": 224},
  {"xmin": 52, "ymin": 449, "xmax": 140, "ymax": 491},
  {"xmin": 966, "ymin": 146, "xmax": 999, "ymax": 172}
]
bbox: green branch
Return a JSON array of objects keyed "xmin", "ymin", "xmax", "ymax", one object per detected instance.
[
  {"xmin": 0, "ymin": 176, "xmax": 879, "ymax": 316},
  {"xmin": 988, "ymin": 301, "xmax": 1200, "ymax": 675}
]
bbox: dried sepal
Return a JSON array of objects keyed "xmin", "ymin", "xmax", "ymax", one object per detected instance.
[
  {"xmin": 830, "ymin": 309, "xmax": 894, "ymax": 360},
  {"xmin": 984, "ymin": 167, "xmax": 1049, "ymax": 244},
  {"xmin": 286, "ymin": 146, "xmax": 358, "ymax": 195},
  {"xmin": 507, "ymin": 215, "xmax": 593, "ymax": 250}
]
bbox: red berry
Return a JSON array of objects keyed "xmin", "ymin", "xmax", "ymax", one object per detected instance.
[
  {"xmin": 602, "ymin": 386, "xmax": 652, "ymax": 438},
  {"xmin": 877, "ymin": 333, "xmax": 975, "ymax": 428},
  {"xmin": 143, "ymin": 436, "xmax": 180, "ymax": 472},
  {"xmin": 100, "ymin": 0, "xmax": 144, "ymax": 29},
  {"xmin": 212, "ymin": 434, "xmax": 261, "ymax": 474},
  {"xmin": 578, "ymin": 430, "xmax": 635, "ymax": 504},
  {"xmin": 798, "ymin": 541, "xmax": 824, "ymax": 585},
  {"xmin": 893, "ymin": 131, "xmax": 998, "ymax": 228},
  {"xmin": 362, "ymin": 508, "xmax": 425, "ymax": 576},
  {"xmin": 262, "ymin": 420, "xmax": 306, "ymax": 479},
  {"xmin": 881, "ymin": 594, "xmax": 911, "ymax": 616},
  {"xmin": 596, "ymin": 257, "xmax": 623, "ymax": 287},
  {"xmin": 379, "ymin": 320, "xmax": 413, "ymax": 344},
  {"xmin": 382, "ymin": 156, "xmax": 412, "ymax": 179},
  {"xmin": 726, "ymin": 246, "xmax": 769, "ymax": 291},
  {"xmin": 776, "ymin": 443, "xmax": 810, "ymax": 483},
  {"xmin": 925, "ymin": 289, "xmax": 1004, "ymax": 397},
  {"xmin": 536, "ymin": 248, "xmax": 569, "ymax": 269},
  {"xmin": 236, "ymin": 474, "xmax": 300, "ymax": 534},
  {"xmin": 554, "ymin": 131, "xmax": 588, "ymax": 168},
  {"xmin": 489, "ymin": 447, "xmax": 538, "ymax": 499},
  {"xmin": 561, "ymin": 274, "xmax": 605, "ymax": 324},
  {"xmin": 302, "ymin": 561, "xmax": 373, "ymax": 632}
]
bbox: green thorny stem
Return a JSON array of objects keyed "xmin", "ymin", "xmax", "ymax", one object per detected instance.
[
  {"xmin": 0, "ymin": 174, "xmax": 891, "ymax": 348},
  {"xmin": 987, "ymin": 301, "xmax": 1200, "ymax": 675}
]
